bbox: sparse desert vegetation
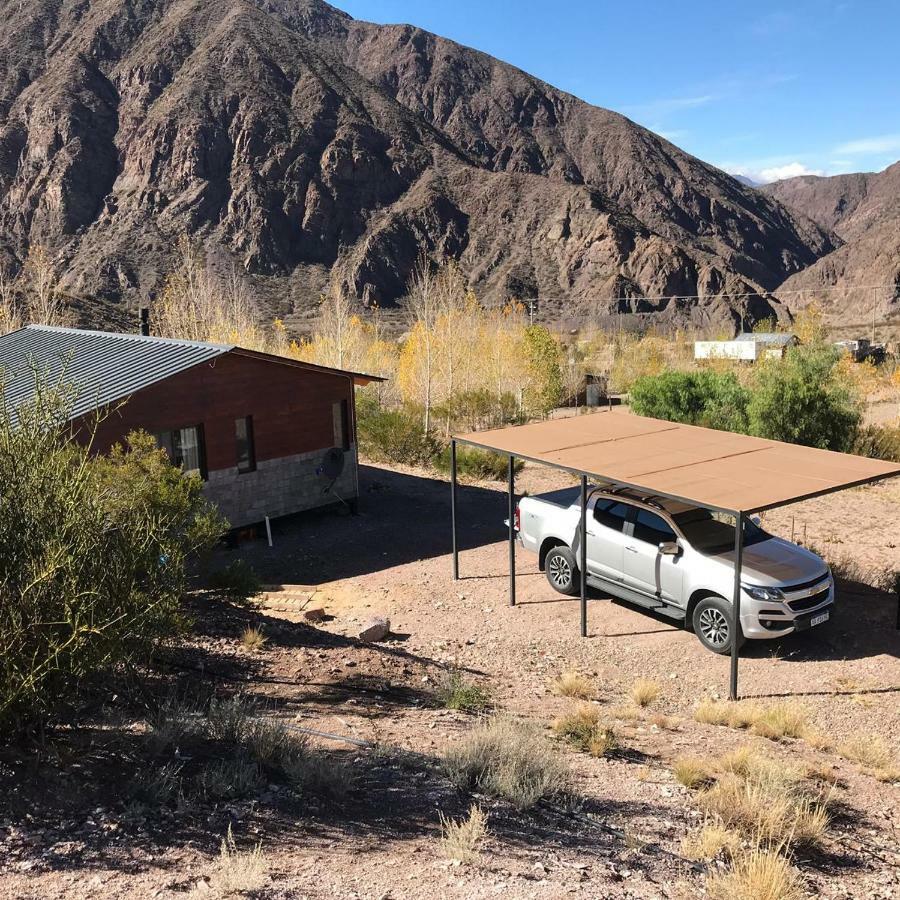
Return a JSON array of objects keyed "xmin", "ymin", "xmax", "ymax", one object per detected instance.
[
  {"xmin": 552, "ymin": 704, "xmax": 620, "ymax": 757},
  {"xmin": 439, "ymin": 805, "xmax": 489, "ymax": 864},
  {"xmin": 694, "ymin": 699, "xmax": 811, "ymax": 741},
  {"xmin": 443, "ymin": 716, "xmax": 571, "ymax": 809},
  {"xmin": 551, "ymin": 670, "xmax": 595, "ymax": 699},
  {"xmin": 629, "ymin": 677, "xmax": 661, "ymax": 708},
  {"xmin": 436, "ymin": 671, "xmax": 492, "ymax": 712},
  {"xmin": 705, "ymin": 848, "xmax": 804, "ymax": 900},
  {"xmin": 676, "ymin": 745, "xmax": 831, "ymax": 850}
]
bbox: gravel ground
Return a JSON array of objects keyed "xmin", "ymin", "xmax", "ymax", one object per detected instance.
[{"xmin": 2, "ymin": 460, "xmax": 898, "ymax": 899}]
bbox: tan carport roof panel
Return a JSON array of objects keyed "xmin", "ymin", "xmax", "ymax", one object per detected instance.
[{"xmin": 454, "ymin": 409, "xmax": 900, "ymax": 513}]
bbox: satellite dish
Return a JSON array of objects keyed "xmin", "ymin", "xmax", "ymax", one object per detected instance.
[{"xmin": 318, "ymin": 447, "xmax": 345, "ymax": 481}]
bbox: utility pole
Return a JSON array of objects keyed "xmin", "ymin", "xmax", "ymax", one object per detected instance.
[{"xmin": 872, "ymin": 286, "xmax": 878, "ymax": 343}]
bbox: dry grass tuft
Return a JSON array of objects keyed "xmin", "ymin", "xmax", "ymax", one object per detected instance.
[
  {"xmin": 838, "ymin": 734, "xmax": 900, "ymax": 782},
  {"xmin": 680, "ymin": 823, "xmax": 740, "ymax": 861},
  {"xmin": 673, "ymin": 756, "xmax": 713, "ymax": 789},
  {"xmin": 551, "ymin": 670, "xmax": 595, "ymax": 700},
  {"xmin": 211, "ymin": 825, "xmax": 267, "ymax": 896},
  {"xmin": 805, "ymin": 760, "xmax": 840, "ymax": 786},
  {"xmin": 694, "ymin": 697, "xmax": 731, "ymax": 726},
  {"xmin": 677, "ymin": 745, "xmax": 830, "ymax": 851},
  {"xmin": 693, "ymin": 699, "xmax": 809, "ymax": 741},
  {"xmin": 706, "ymin": 849, "xmax": 803, "ymax": 900},
  {"xmin": 630, "ymin": 677, "xmax": 661, "ymax": 708},
  {"xmin": 552, "ymin": 704, "xmax": 619, "ymax": 757},
  {"xmin": 439, "ymin": 804, "xmax": 488, "ymax": 864},
  {"xmin": 587, "ymin": 726, "xmax": 619, "ymax": 757},
  {"xmin": 240, "ymin": 625, "xmax": 267, "ymax": 651},
  {"xmin": 443, "ymin": 716, "xmax": 571, "ymax": 810},
  {"xmin": 699, "ymin": 774, "xmax": 829, "ymax": 849}
]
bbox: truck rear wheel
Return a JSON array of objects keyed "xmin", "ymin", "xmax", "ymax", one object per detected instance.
[
  {"xmin": 545, "ymin": 545, "xmax": 580, "ymax": 596},
  {"xmin": 693, "ymin": 596, "xmax": 745, "ymax": 654}
]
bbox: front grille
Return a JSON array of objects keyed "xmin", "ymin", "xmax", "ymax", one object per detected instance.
[
  {"xmin": 782, "ymin": 572, "xmax": 830, "ymax": 594},
  {"xmin": 788, "ymin": 588, "xmax": 830, "ymax": 613}
]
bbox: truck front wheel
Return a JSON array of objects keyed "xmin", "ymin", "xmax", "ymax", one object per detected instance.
[
  {"xmin": 693, "ymin": 596, "xmax": 745, "ymax": 654},
  {"xmin": 545, "ymin": 545, "xmax": 580, "ymax": 596}
]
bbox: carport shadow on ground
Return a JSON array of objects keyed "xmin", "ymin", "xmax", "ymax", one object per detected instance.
[
  {"xmin": 230, "ymin": 464, "xmax": 509, "ymax": 583},
  {"xmin": 228, "ymin": 464, "xmax": 899, "ymax": 667}
]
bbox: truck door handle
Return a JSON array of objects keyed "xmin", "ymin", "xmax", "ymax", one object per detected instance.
[
  {"xmin": 586, "ymin": 530, "xmax": 596, "ymax": 536},
  {"xmin": 625, "ymin": 545, "xmax": 637, "ymax": 553}
]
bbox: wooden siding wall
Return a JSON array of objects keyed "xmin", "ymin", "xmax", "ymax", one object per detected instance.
[{"xmin": 85, "ymin": 351, "xmax": 355, "ymax": 471}]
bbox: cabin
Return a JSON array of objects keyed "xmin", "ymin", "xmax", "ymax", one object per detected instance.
[{"xmin": 0, "ymin": 325, "xmax": 382, "ymax": 528}]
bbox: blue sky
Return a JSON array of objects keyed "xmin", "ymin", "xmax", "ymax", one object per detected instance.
[{"xmin": 332, "ymin": 0, "xmax": 900, "ymax": 183}]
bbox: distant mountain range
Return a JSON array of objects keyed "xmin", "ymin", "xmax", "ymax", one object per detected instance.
[
  {"xmin": 763, "ymin": 164, "xmax": 900, "ymax": 321},
  {"xmin": 0, "ymin": 0, "xmax": 850, "ymax": 330}
]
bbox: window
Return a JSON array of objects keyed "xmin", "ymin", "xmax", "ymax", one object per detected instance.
[
  {"xmin": 332, "ymin": 398, "xmax": 351, "ymax": 451},
  {"xmin": 235, "ymin": 416, "xmax": 256, "ymax": 473},
  {"xmin": 593, "ymin": 499, "xmax": 631, "ymax": 532},
  {"xmin": 632, "ymin": 509, "xmax": 677, "ymax": 546},
  {"xmin": 155, "ymin": 425, "xmax": 206, "ymax": 479},
  {"xmin": 672, "ymin": 508, "xmax": 769, "ymax": 555}
]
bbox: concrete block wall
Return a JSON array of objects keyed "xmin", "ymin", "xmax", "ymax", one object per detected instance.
[{"xmin": 203, "ymin": 446, "xmax": 359, "ymax": 528}]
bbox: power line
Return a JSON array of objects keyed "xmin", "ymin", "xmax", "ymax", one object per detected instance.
[{"xmin": 538, "ymin": 283, "xmax": 896, "ymax": 307}]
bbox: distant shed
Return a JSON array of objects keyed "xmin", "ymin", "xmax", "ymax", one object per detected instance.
[
  {"xmin": 695, "ymin": 332, "xmax": 797, "ymax": 362},
  {"xmin": 0, "ymin": 325, "xmax": 383, "ymax": 528}
]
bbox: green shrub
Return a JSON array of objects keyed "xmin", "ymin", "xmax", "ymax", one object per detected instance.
[
  {"xmin": 0, "ymin": 383, "xmax": 225, "ymax": 735},
  {"xmin": 851, "ymin": 424, "xmax": 900, "ymax": 462},
  {"xmin": 434, "ymin": 446, "xmax": 523, "ymax": 481},
  {"xmin": 435, "ymin": 672, "xmax": 492, "ymax": 712},
  {"xmin": 356, "ymin": 395, "xmax": 441, "ymax": 466},
  {"xmin": 630, "ymin": 370, "xmax": 750, "ymax": 433},
  {"xmin": 523, "ymin": 325, "xmax": 564, "ymax": 417},
  {"xmin": 432, "ymin": 389, "xmax": 523, "ymax": 432},
  {"xmin": 748, "ymin": 344, "xmax": 861, "ymax": 451},
  {"xmin": 207, "ymin": 559, "xmax": 262, "ymax": 603}
]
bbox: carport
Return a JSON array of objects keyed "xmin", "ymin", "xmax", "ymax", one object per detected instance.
[{"xmin": 449, "ymin": 409, "xmax": 900, "ymax": 700}]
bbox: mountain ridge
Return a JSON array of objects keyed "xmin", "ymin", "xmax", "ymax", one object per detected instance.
[
  {"xmin": 0, "ymin": 0, "xmax": 838, "ymax": 330},
  {"xmin": 764, "ymin": 163, "xmax": 900, "ymax": 319}
]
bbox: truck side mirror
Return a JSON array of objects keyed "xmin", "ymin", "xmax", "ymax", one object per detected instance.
[{"xmin": 659, "ymin": 541, "xmax": 681, "ymax": 556}]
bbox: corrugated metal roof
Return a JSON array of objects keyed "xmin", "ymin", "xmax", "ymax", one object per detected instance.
[
  {"xmin": 0, "ymin": 325, "xmax": 231, "ymax": 423},
  {"xmin": 734, "ymin": 332, "xmax": 796, "ymax": 345}
]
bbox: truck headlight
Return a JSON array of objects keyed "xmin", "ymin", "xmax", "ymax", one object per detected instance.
[{"xmin": 742, "ymin": 584, "xmax": 784, "ymax": 601}]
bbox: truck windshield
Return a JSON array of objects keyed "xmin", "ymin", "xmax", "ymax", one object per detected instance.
[{"xmin": 672, "ymin": 508, "xmax": 769, "ymax": 555}]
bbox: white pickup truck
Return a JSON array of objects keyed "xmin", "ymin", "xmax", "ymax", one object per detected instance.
[{"xmin": 514, "ymin": 485, "xmax": 834, "ymax": 653}]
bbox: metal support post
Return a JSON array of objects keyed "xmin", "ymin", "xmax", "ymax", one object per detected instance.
[
  {"xmin": 508, "ymin": 455, "xmax": 516, "ymax": 606},
  {"xmin": 730, "ymin": 511, "xmax": 745, "ymax": 701},
  {"xmin": 451, "ymin": 440, "xmax": 459, "ymax": 580},
  {"xmin": 580, "ymin": 475, "xmax": 588, "ymax": 637}
]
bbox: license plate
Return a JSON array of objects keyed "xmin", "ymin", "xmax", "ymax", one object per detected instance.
[{"xmin": 810, "ymin": 611, "xmax": 830, "ymax": 627}]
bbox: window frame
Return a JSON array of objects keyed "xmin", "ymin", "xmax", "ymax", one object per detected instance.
[
  {"xmin": 235, "ymin": 415, "xmax": 256, "ymax": 474},
  {"xmin": 155, "ymin": 424, "xmax": 208, "ymax": 481},
  {"xmin": 333, "ymin": 398, "xmax": 351, "ymax": 452}
]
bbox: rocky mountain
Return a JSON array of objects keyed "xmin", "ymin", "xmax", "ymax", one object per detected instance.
[
  {"xmin": 0, "ymin": 0, "xmax": 838, "ymax": 330},
  {"xmin": 764, "ymin": 164, "xmax": 900, "ymax": 321}
]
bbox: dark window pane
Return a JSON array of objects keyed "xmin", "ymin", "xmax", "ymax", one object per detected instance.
[
  {"xmin": 155, "ymin": 426, "xmax": 205, "ymax": 479},
  {"xmin": 333, "ymin": 399, "xmax": 351, "ymax": 451},
  {"xmin": 236, "ymin": 416, "xmax": 255, "ymax": 473},
  {"xmin": 633, "ymin": 509, "xmax": 677, "ymax": 545},
  {"xmin": 672, "ymin": 509, "xmax": 769, "ymax": 554},
  {"xmin": 593, "ymin": 499, "xmax": 630, "ymax": 533}
]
